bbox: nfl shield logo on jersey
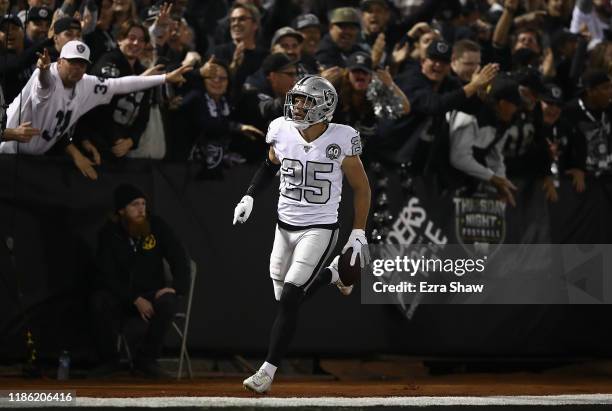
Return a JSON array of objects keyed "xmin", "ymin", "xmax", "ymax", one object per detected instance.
[
  {"xmin": 303, "ymin": 145, "xmax": 312, "ymax": 153},
  {"xmin": 326, "ymin": 144, "xmax": 341, "ymax": 160}
]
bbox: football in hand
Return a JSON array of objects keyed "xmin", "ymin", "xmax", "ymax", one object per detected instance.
[{"xmin": 338, "ymin": 247, "xmax": 362, "ymax": 286}]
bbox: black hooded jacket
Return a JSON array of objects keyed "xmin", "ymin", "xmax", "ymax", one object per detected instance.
[{"xmin": 95, "ymin": 215, "xmax": 189, "ymax": 306}]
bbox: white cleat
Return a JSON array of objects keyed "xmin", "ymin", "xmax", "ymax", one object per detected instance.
[
  {"xmin": 243, "ymin": 369, "xmax": 273, "ymax": 394},
  {"xmin": 328, "ymin": 255, "xmax": 354, "ymax": 296}
]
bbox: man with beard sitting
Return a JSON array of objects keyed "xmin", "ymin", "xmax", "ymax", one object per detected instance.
[{"xmin": 90, "ymin": 184, "xmax": 189, "ymax": 378}]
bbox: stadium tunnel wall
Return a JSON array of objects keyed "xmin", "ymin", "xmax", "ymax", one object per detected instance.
[{"xmin": 1, "ymin": 155, "xmax": 612, "ymax": 363}]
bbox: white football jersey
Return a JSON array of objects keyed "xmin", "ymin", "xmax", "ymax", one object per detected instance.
[
  {"xmin": 266, "ymin": 117, "xmax": 362, "ymax": 226},
  {"xmin": 1, "ymin": 63, "xmax": 164, "ymax": 154}
]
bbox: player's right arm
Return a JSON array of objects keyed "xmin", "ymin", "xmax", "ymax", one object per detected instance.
[{"xmin": 232, "ymin": 146, "xmax": 281, "ymax": 225}]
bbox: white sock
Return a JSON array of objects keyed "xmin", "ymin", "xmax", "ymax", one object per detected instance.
[
  {"xmin": 329, "ymin": 266, "xmax": 339, "ymax": 284},
  {"xmin": 260, "ymin": 361, "xmax": 277, "ymax": 379}
]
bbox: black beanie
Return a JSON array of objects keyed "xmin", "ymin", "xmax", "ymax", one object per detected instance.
[{"xmin": 114, "ymin": 184, "xmax": 146, "ymax": 211}]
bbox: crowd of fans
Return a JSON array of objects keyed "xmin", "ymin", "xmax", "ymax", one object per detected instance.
[{"xmin": 0, "ymin": 0, "xmax": 609, "ymax": 205}]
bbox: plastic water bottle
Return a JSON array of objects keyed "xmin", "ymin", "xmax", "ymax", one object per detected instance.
[{"xmin": 57, "ymin": 350, "xmax": 70, "ymax": 381}]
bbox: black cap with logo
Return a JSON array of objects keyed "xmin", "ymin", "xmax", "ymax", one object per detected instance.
[
  {"xmin": 426, "ymin": 39, "xmax": 452, "ymax": 63},
  {"xmin": 541, "ymin": 83, "xmax": 564, "ymax": 105},
  {"xmin": 27, "ymin": 7, "xmax": 52, "ymax": 22},
  {"xmin": 346, "ymin": 51, "xmax": 373, "ymax": 73},
  {"xmin": 293, "ymin": 13, "xmax": 320, "ymax": 30}
]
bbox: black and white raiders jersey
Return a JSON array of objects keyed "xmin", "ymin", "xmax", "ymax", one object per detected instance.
[
  {"xmin": 0, "ymin": 63, "xmax": 165, "ymax": 154},
  {"xmin": 267, "ymin": 117, "xmax": 362, "ymax": 226}
]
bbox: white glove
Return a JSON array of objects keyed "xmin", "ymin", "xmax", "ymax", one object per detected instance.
[
  {"xmin": 342, "ymin": 229, "xmax": 371, "ymax": 268},
  {"xmin": 233, "ymin": 195, "xmax": 254, "ymax": 225}
]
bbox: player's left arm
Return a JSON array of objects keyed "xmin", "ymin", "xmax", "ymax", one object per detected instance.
[{"xmin": 341, "ymin": 154, "xmax": 371, "ymax": 267}]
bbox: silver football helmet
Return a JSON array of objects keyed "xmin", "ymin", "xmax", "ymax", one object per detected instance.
[{"xmin": 284, "ymin": 75, "xmax": 338, "ymax": 129}]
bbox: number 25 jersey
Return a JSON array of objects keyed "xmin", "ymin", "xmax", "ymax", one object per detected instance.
[{"xmin": 266, "ymin": 117, "xmax": 362, "ymax": 226}]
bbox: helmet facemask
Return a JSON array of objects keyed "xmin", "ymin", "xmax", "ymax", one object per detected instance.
[
  {"xmin": 283, "ymin": 76, "xmax": 337, "ymax": 130},
  {"xmin": 284, "ymin": 92, "xmax": 321, "ymax": 129}
]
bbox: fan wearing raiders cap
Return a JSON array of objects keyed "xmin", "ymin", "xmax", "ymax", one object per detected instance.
[
  {"xmin": 270, "ymin": 26, "xmax": 318, "ymax": 75},
  {"xmin": 244, "ymin": 27, "xmax": 312, "ymax": 93},
  {"xmin": 45, "ymin": 16, "xmax": 83, "ymax": 63},
  {"xmin": 1, "ymin": 40, "xmax": 191, "ymax": 180},
  {"xmin": 332, "ymin": 51, "xmax": 410, "ymax": 144},
  {"xmin": 0, "ymin": 14, "xmax": 34, "ymax": 103},
  {"xmin": 24, "ymin": 6, "xmax": 52, "ymax": 44},
  {"xmin": 241, "ymin": 53, "xmax": 300, "ymax": 134},
  {"xmin": 500, "ymin": 68, "xmax": 553, "ymax": 192},
  {"xmin": 17, "ymin": 0, "xmax": 58, "ymax": 25},
  {"xmin": 233, "ymin": 75, "xmax": 371, "ymax": 394},
  {"xmin": 371, "ymin": 39, "xmax": 497, "ymax": 170},
  {"xmin": 448, "ymin": 74, "xmax": 522, "ymax": 206},
  {"xmin": 292, "ymin": 13, "xmax": 321, "ymax": 57},
  {"xmin": 562, "ymin": 70, "xmax": 612, "ymax": 190},
  {"xmin": 538, "ymin": 83, "xmax": 583, "ymax": 197}
]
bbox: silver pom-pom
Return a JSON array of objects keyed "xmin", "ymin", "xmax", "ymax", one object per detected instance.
[{"xmin": 366, "ymin": 76, "xmax": 405, "ymax": 120}]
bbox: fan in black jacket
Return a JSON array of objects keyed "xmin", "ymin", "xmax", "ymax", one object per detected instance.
[
  {"xmin": 369, "ymin": 39, "xmax": 497, "ymax": 170},
  {"xmin": 75, "ymin": 22, "xmax": 152, "ymax": 161},
  {"xmin": 315, "ymin": 7, "xmax": 368, "ymax": 69},
  {"xmin": 562, "ymin": 70, "xmax": 612, "ymax": 189},
  {"xmin": 0, "ymin": 14, "xmax": 52, "ymax": 102},
  {"xmin": 83, "ymin": 0, "xmax": 117, "ymax": 65},
  {"xmin": 90, "ymin": 184, "xmax": 189, "ymax": 378}
]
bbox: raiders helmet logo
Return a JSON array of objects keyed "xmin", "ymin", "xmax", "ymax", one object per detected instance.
[
  {"xmin": 76, "ymin": 44, "xmax": 85, "ymax": 53},
  {"xmin": 551, "ymin": 86, "xmax": 562, "ymax": 98},
  {"xmin": 356, "ymin": 54, "xmax": 365, "ymax": 64},
  {"xmin": 142, "ymin": 234, "xmax": 156, "ymax": 250},
  {"xmin": 324, "ymin": 89, "xmax": 335, "ymax": 106},
  {"xmin": 437, "ymin": 42, "xmax": 449, "ymax": 54},
  {"xmin": 326, "ymin": 143, "xmax": 341, "ymax": 160},
  {"xmin": 39, "ymin": 9, "xmax": 48, "ymax": 18}
]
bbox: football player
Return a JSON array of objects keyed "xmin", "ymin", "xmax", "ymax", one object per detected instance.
[{"xmin": 233, "ymin": 75, "xmax": 371, "ymax": 393}]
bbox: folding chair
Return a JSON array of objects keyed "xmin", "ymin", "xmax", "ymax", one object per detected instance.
[
  {"xmin": 117, "ymin": 333, "xmax": 133, "ymax": 370},
  {"xmin": 165, "ymin": 258, "xmax": 197, "ymax": 379},
  {"xmin": 117, "ymin": 258, "xmax": 197, "ymax": 380}
]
